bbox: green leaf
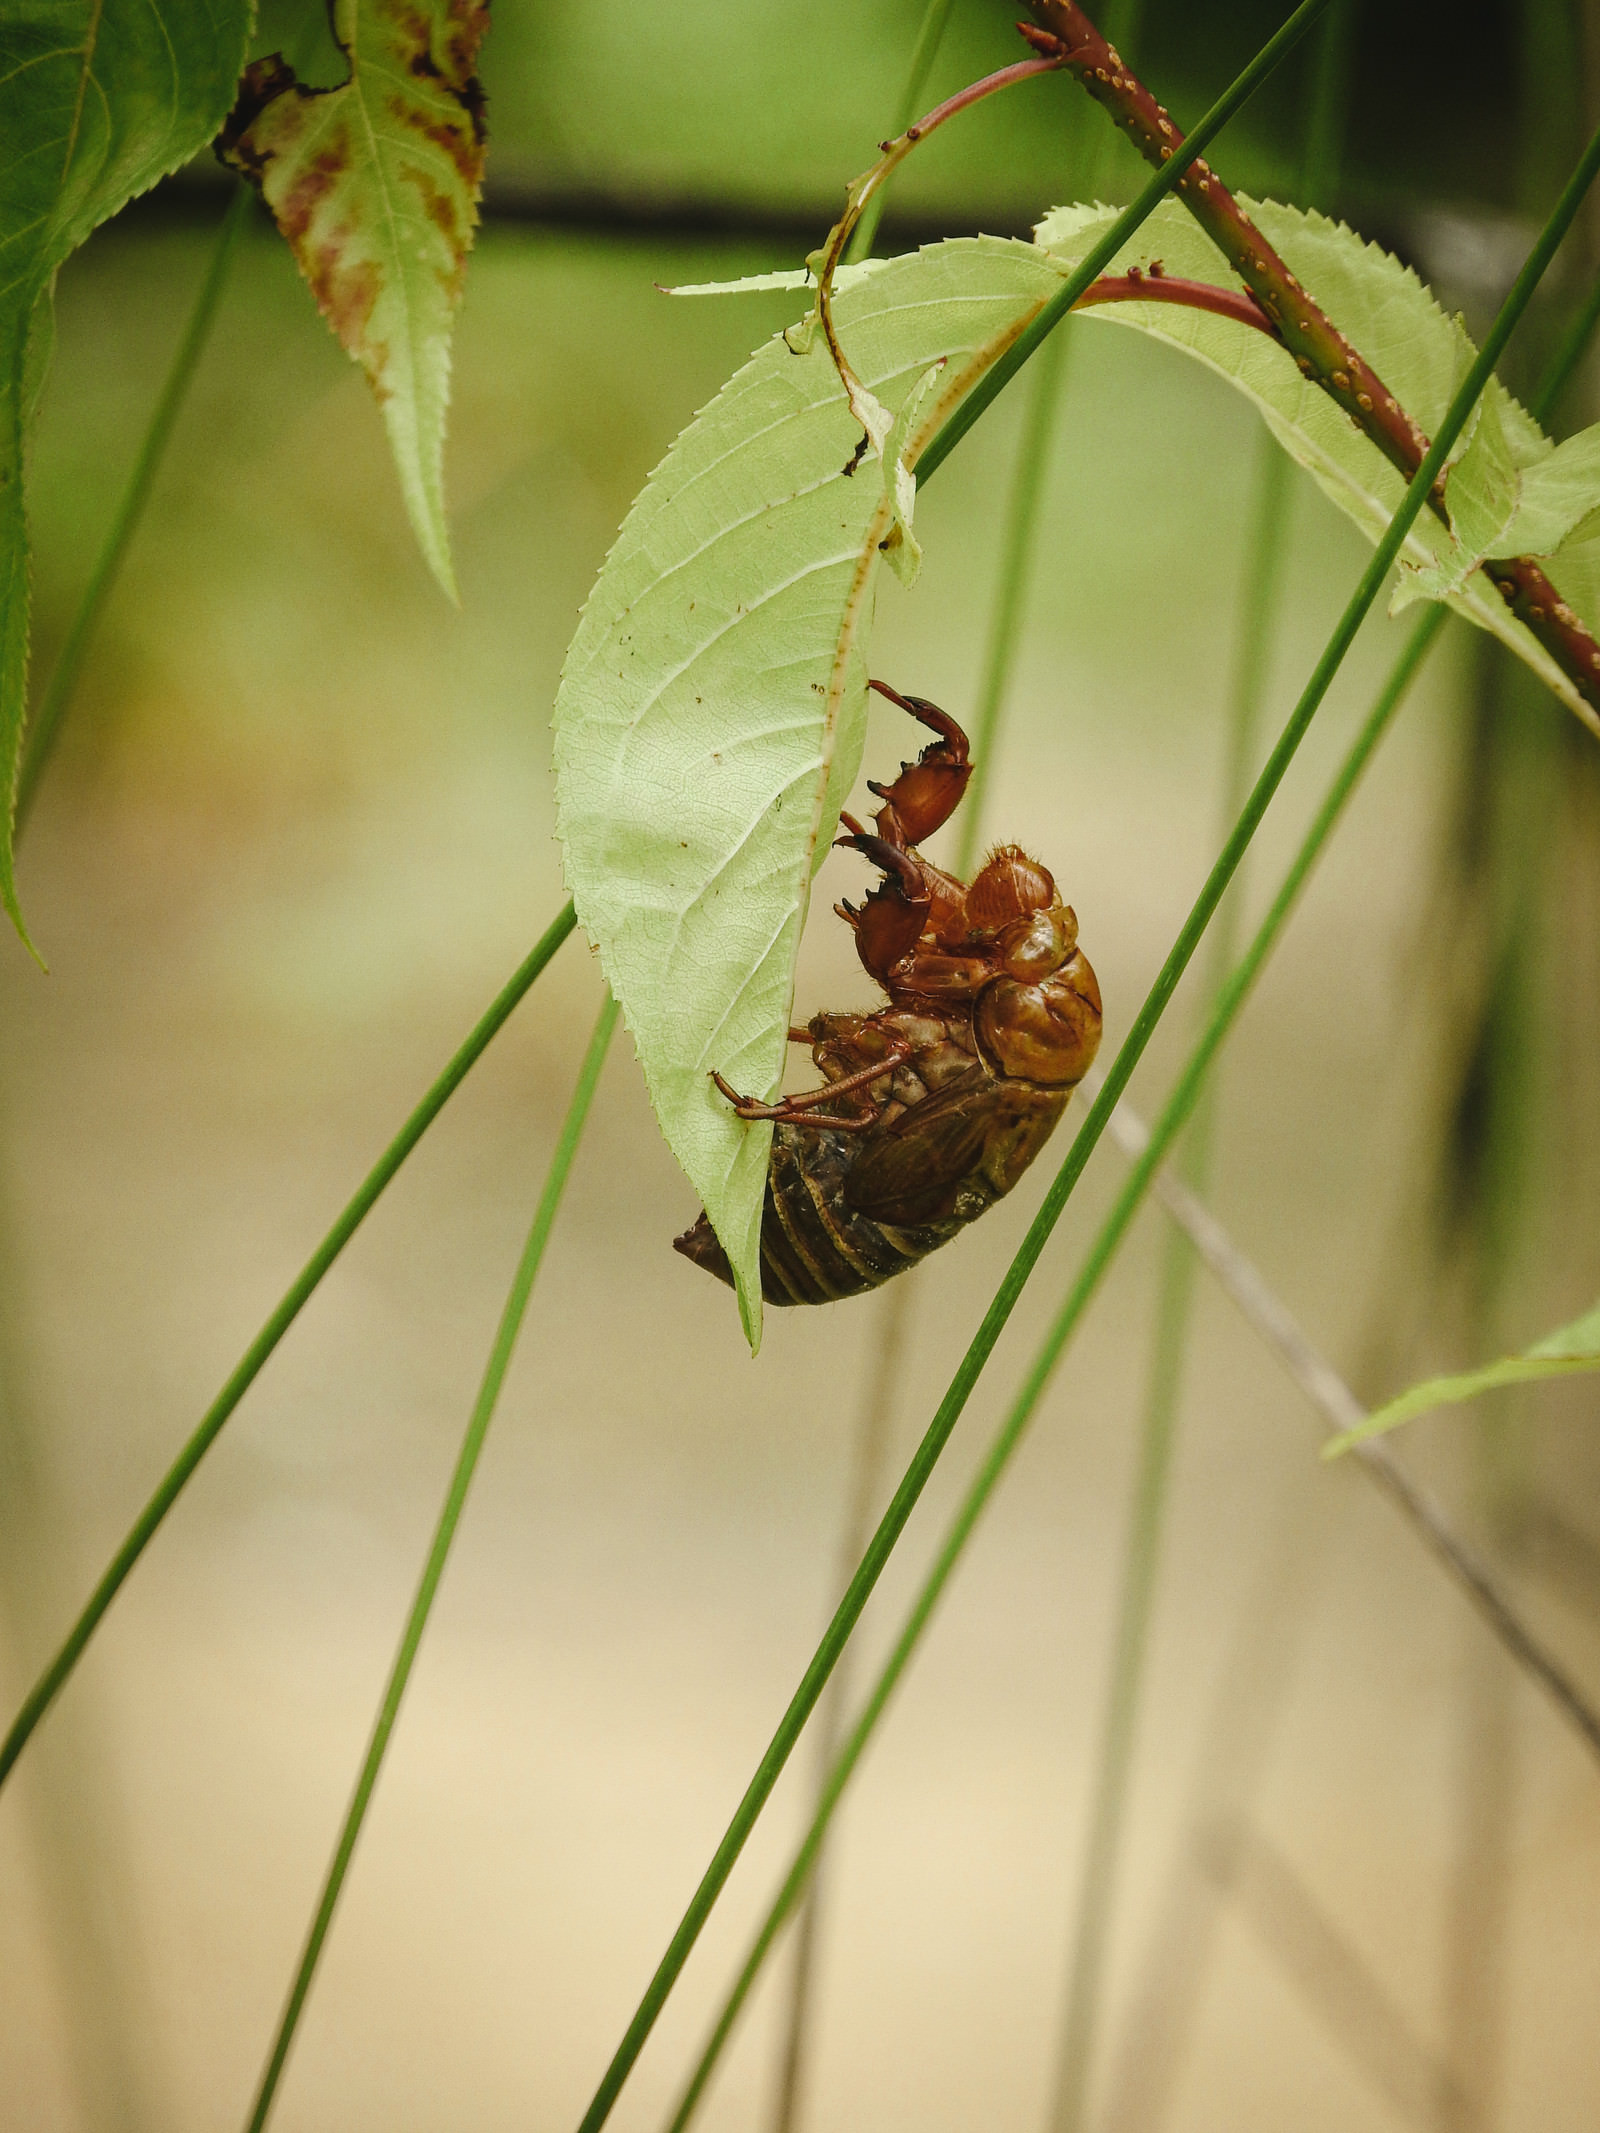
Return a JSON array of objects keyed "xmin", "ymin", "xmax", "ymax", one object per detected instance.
[
  {"xmin": 218, "ymin": 0, "xmax": 488, "ymax": 598},
  {"xmin": 1033, "ymin": 198, "xmax": 1600, "ymax": 727},
  {"xmin": 1496, "ymin": 423, "xmax": 1600, "ymax": 556},
  {"xmin": 552, "ymin": 238, "xmax": 1070, "ymax": 1347},
  {"xmin": 0, "ymin": 0, "xmax": 253, "ymax": 952},
  {"xmin": 1324, "ymin": 1298, "xmax": 1600, "ymax": 1456}
]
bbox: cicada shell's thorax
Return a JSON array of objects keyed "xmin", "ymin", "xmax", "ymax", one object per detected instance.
[{"xmin": 674, "ymin": 682, "xmax": 1104, "ymax": 1307}]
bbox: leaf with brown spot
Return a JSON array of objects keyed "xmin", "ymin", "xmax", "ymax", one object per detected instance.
[{"xmin": 219, "ymin": 0, "xmax": 489, "ymax": 597}]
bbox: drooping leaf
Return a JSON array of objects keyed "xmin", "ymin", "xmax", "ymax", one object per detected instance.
[
  {"xmin": 1324, "ymin": 1298, "xmax": 1600, "ymax": 1456},
  {"xmin": 1032, "ymin": 198, "xmax": 1600, "ymax": 729},
  {"xmin": 218, "ymin": 0, "xmax": 488, "ymax": 598},
  {"xmin": 552, "ymin": 238, "xmax": 1071, "ymax": 1346},
  {"xmin": 0, "ymin": 0, "xmax": 254, "ymax": 951}
]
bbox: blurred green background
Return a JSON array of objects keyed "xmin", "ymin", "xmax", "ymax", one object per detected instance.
[{"xmin": 3, "ymin": 3, "xmax": 1600, "ymax": 2131}]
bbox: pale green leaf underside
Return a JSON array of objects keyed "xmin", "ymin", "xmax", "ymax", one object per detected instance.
[
  {"xmin": 553, "ymin": 238, "xmax": 1069, "ymax": 1345},
  {"xmin": 1032, "ymin": 198, "xmax": 1600, "ymax": 724},
  {"xmin": 1325, "ymin": 1298, "xmax": 1600, "ymax": 1455},
  {"xmin": 665, "ymin": 265, "xmax": 874, "ymax": 299},
  {"xmin": 221, "ymin": 0, "xmax": 488, "ymax": 597},
  {"xmin": 0, "ymin": 0, "xmax": 253, "ymax": 949}
]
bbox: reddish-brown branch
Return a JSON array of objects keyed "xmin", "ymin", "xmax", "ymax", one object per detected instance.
[
  {"xmin": 1021, "ymin": 1, "xmax": 1600, "ymax": 723},
  {"xmin": 1075, "ymin": 269, "xmax": 1280, "ymax": 338},
  {"xmin": 1021, "ymin": 7, "xmax": 1433, "ymax": 484},
  {"xmin": 1484, "ymin": 556, "xmax": 1600, "ymax": 691}
]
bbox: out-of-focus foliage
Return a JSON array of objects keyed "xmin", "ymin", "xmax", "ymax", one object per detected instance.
[
  {"xmin": 475, "ymin": 0, "xmax": 1554, "ymax": 221},
  {"xmin": 0, "ymin": 0, "xmax": 253, "ymax": 949}
]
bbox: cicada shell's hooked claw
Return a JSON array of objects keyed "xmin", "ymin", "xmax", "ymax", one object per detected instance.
[
  {"xmin": 835, "ymin": 829, "xmax": 924, "ymax": 896},
  {"xmin": 834, "ymin": 821, "xmax": 929, "ymax": 981}
]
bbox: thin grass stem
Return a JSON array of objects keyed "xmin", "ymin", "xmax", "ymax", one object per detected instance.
[
  {"xmin": 759, "ymin": 13, "xmax": 968, "ymax": 2120},
  {"xmin": 763, "ymin": 207, "xmax": 1075, "ymax": 2133},
  {"xmin": 761, "ymin": 13, "xmax": 1141, "ymax": 2123},
  {"xmin": 1091, "ymin": 1048, "xmax": 1600, "ymax": 1762},
  {"xmin": 607, "ymin": 119, "xmax": 1600, "ymax": 2131},
  {"xmin": 951, "ymin": 0, "xmax": 1150, "ymax": 880},
  {"xmin": 1044, "ymin": 18, "xmax": 1356, "ymax": 2113},
  {"xmin": 761, "ymin": 13, "xmax": 966, "ymax": 2120},
  {"xmin": 1298, "ymin": 0, "xmax": 1354, "ymax": 210},
  {"xmin": 953, "ymin": 331, "xmax": 1068, "ymax": 875},
  {"xmin": 763, "ymin": 1285, "xmax": 909, "ymax": 2133},
  {"xmin": 0, "ymin": 899, "xmax": 578, "ymax": 1793},
  {"xmin": 1046, "ymin": 434, "xmax": 1295, "ymax": 2133},
  {"xmin": 244, "ymin": 991, "xmax": 618, "ymax": 2133},
  {"xmin": 16, "ymin": 184, "xmax": 253, "ymax": 830}
]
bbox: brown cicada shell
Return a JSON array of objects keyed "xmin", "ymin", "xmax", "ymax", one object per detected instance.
[{"xmin": 675, "ymin": 681, "xmax": 1102, "ymax": 1305}]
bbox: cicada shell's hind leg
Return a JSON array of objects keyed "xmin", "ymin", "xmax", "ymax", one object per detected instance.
[{"xmin": 708, "ymin": 1033, "xmax": 912, "ymax": 1131}]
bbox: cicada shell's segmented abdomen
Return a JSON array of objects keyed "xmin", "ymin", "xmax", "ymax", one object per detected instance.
[
  {"xmin": 676, "ymin": 1128, "xmax": 967, "ymax": 1305},
  {"xmin": 675, "ymin": 683, "xmax": 1104, "ymax": 1308}
]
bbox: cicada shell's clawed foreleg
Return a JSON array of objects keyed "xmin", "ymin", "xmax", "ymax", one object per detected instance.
[
  {"xmin": 835, "ymin": 829, "xmax": 929, "ymax": 983},
  {"xmin": 866, "ymin": 678, "xmax": 972, "ymax": 848},
  {"xmin": 836, "ymin": 830, "xmax": 924, "ymax": 894}
]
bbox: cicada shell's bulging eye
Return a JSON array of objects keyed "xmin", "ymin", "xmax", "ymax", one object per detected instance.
[
  {"xmin": 966, "ymin": 845, "xmax": 1056, "ymax": 931},
  {"xmin": 997, "ymin": 902, "xmax": 1078, "ymax": 983}
]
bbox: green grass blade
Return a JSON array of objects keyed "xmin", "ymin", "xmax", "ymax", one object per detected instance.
[
  {"xmin": 1046, "ymin": 435, "xmax": 1295, "ymax": 2133},
  {"xmin": 243, "ymin": 991, "xmax": 619, "ymax": 2133},
  {"xmin": 1324, "ymin": 1295, "xmax": 1600, "ymax": 1456},
  {"xmin": 1298, "ymin": 0, "xmax": 1355, "ymax": 208},
  {"xmin": 763, "ymin": 5, "xmax": 965, "ymax": 2118},
  {"xmin": 0, "ymin": 900, "xmax": 578, "ymax": 1794},
  {"xmin": 1531, "ymin": 268, "xmax": 1600, "ymax": 428},
  {"xmin": 912, "ymin": 0, "xmax": 1334, "ymax": 488},
  {"xmin": 660, "ymin": 603, "xmax": 1451, "ymax": 2133},
  {"xmin": 1044, "ymin": 14, "xmax": 1558, "ymax": 2110},
  {"xmin": 16, "ymin": 185, "xmax": 253, "ymax": 832},
  {"xmin": 952, "ymin": 327, "xmax": 1070, "ymax": 876},
  {"xmin": 582, "ymin": 99, "xmax": 1600, "ymax": 2133},
  {"xmin": 764, "ymin": 1284, "xmax": 910, "ymax": 2133}
]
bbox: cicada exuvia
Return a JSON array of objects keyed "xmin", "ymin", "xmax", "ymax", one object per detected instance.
[{"xmin": 676, "ymin": 682, "xmax": 1102, "ymax": 1305}]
